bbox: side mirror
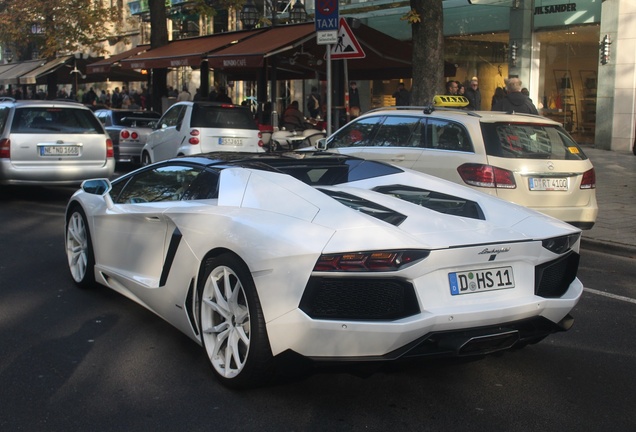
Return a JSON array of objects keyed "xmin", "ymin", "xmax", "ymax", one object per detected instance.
[
  {"xmin": 316, "ymin": 138, "xmax": 328, "ymax": 150},
  {"xmin": 81, "ymin": 178, "xmax": 114, "ymax": 209}
]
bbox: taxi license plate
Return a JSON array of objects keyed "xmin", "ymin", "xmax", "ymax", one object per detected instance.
[
  {"xmin": 529, "ymin": 177, "xmax": 568, "ymax": 191},
  {"xmin": 218, "ymin": 137, "xmax": 243, "ymax": 146},
  {"xmin": 449, "ymin": 266, "xmax": 515, "ymax": 295},
  {"xmin": 40, "ymin": 146, "xmax": 80, "ymax": 156}
]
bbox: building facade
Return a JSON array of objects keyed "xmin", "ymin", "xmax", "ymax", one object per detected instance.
[{"xmin": 344, "ymin": 0, "xmax": 635, "ymax": 151}]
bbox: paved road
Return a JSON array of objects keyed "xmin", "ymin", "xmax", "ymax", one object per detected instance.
[{"xmin": 0, "ymin": 186, "xmax": 635, "ymax": 431}]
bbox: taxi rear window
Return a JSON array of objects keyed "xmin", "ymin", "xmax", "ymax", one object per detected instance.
[{"xmin": 480, "ymin": 123, "xmax": 588, "ymax": 160}]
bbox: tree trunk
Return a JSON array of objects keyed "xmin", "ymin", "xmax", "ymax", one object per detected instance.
[
  {"xmin": 148, "ymin": 0, "xmax": 169, "ymax": 113},
  {"xmin": 410, "ymin": 0, "xmax": 444, "ymax": 106}
]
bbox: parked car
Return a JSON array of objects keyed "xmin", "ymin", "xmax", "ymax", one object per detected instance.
[
  {"xmin": 141, "ymin": 101, "xmax": 264, "ymax": 165},
  {"xmin": 94, "ymin": 109, "xmax": 161, "ymax": 165},
  {"xmin": 318, "ymin": 100, "xmax": 597, "ymax": 229},
  {"xmin": 0, "ymin": 98, "xmax": 115, "ymax": 185},
  {"xmin": 66, "ymin": 151, "xmax": 583, "ymax": 388}
]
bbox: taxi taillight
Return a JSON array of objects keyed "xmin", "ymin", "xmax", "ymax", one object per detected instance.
[
  {"xmin": 580, "ymin": 168, "xmax": 596, "ymax": 189},
  {"xmin": 457, "ymin": 163, "xmax": 516, "ymax": 189}
]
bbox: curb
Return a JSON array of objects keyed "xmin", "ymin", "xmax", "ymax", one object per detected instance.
[{"xmin": 581, "ymin": 237, "xmax": 636, "ymax": 259}]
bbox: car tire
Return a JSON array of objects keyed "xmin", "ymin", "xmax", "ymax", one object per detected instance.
[
  {"xmin": 199, "ymin": 253, "xmax": 274, "ymax": 388},
  {"xmin": 65, "ymin": 206, "xmax": 96, "ymax": 289},
  {"xmin": 141, "ymin": 151, "xmax": 152, "ymax": 166}
]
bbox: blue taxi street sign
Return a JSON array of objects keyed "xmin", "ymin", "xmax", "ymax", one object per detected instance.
[{"xmin": 315, "ymin": 0, "xmax": 339, "ymax": 32}]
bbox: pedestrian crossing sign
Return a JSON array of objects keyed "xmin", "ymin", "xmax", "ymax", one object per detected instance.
[{"xmin": 330, "ymin": 18, "xmax": 365, "ymax": 59}]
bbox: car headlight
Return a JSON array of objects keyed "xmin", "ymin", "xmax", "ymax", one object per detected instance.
[
  {"xmin": 542, "ymin": 233, "xmax": 580, "ymax": 254},
  {"xmin": 313, "ymin": 250, "xmax": 430, "ymax": 272}
]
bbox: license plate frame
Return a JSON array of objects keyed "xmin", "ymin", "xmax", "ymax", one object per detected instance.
[
  {"xmin": 39, "ymin": 146, "xmax": 80, "ymax": 156},
  {"xmin": 528, "ymin": 177, "xmax": 568, "ymax": 191},
  {"xmin": 449, "ymin": 266, "xmax": 515, "ymax": 296},
  {"xmin": 218, "ymin": 137, "xmax": 243, "ymax": 146}
]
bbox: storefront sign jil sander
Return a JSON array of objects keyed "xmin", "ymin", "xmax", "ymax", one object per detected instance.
[{"xmin": 535, "ymin": 3, "xmax": 577, "ymax": 15}]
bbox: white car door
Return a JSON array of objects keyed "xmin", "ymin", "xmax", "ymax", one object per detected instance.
[
  {"xmin": 147, "ymin": 104, "xmax": 187, "ymax": 162},
  {"xmin": 327, "ymin": 115, "xmax": 423, "ymax": 169}
]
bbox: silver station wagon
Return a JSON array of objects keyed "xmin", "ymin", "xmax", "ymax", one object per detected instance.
[{"xmin": 0, "ymin": 99, "xmax": 115, "ymax": 185}]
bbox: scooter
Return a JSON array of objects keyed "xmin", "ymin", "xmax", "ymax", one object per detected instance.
[{"xmin": 270, "ymin": 127, "xmax": 326, "ymax": 151}]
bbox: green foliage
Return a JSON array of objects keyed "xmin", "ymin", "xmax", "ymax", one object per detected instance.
[
  {"xmin": 0, "ymin": 0, "xmax": 123, "ymax": 60},
  {"xmin": 400, "ymin": 8, "xmax": 422, "ymax": 24}
]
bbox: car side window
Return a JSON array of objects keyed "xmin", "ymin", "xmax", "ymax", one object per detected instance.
[
  {"xmin": 159, "ymin": 106, "xmax": 183, "ymax": 129},
  {"xmin": 0, "ymin": 107, "xmax": 8, "ymax": 133},
  {"xmin": 372, "ymin": 116, "xmax": 421, "ymax": 147},
  {"xmin": 115, "ymin": 165, "xmax": 204, "ymax": 204},
  {"xmin": 426, "ymin": 119, "xmax": 473, "ymax": 152},
  {"xmin": 328, "ymin": 117, "xmax": 381, "ymax": 148}
]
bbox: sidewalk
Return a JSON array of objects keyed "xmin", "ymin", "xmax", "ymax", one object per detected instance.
[{"xmin": 578, "ymin": 145, "xmax": 636, "ymax": 257}]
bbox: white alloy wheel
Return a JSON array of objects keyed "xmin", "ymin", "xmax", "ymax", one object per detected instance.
[
  {"xmin": 66, "ymin": 208, "xmax": 95, "ymax": 288},
  {"xmin": 199, "ymin": 255, "xmax": 273, "ymax": 388}
]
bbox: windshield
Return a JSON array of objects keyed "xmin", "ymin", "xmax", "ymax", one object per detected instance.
[{"xmin": 480, "ymin": 122, "xmax": 588, "ymax": 160}]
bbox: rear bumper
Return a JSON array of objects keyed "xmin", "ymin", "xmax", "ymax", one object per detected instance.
[{"xmin": 0, "ymin": 159, "xmax": 115, "ymax": 185}]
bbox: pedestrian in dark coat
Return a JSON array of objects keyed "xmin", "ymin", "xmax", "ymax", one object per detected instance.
[{"xmin": 492, "ymin": 78, "xmax": 538, "ymax": 114}]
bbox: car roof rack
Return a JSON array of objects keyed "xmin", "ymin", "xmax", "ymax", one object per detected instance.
[{"xmin": 0, "ymin": 97, "xmax": 16, "ymax": 102}]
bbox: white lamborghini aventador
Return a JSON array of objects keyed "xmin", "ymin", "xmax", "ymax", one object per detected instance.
[{"xmin": 65, "ymin": 152, "xmax": 584, "ymax": 388}]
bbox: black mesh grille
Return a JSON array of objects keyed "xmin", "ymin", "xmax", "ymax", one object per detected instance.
[
  {"xmin": 535, "ymin": 251, "xmax": 580, "ymax": 298},
  {"xmin": 300, "ymin": 277, "xmax": 420, "ymax": 321}
]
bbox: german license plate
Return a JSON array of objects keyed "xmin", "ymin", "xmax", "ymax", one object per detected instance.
[
  {"xmin": 40, "ymin": 146, "xmax": 80, "ymax": 156},
  {"xmin": 449, "ymin": 266, "xmax": 515, "ymax": 295},
  {"xmin": 529, "ymin": 177, "xmax": 568, "ymax": 191},
  {"xmin": 218, "ymin": 137, "xmax": 243, "ymax": 146}
]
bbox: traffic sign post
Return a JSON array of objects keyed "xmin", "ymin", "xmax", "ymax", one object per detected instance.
[
  {"xmin": 315, "ymin": 0, "xmax": 339, "ymax": 46},
  {"xmin": 315, "ymin": 0, "xmax": 339, "ymax": 134}
]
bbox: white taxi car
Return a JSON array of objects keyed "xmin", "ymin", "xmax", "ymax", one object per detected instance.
[{"xmin": 318, "ymin": 96, "xmax": 597, "ymax": 229}]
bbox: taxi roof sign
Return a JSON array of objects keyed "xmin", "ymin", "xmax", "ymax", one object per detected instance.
[{"xmin": 433, "ymin": 95, "xmax": 469, "ymax": 107}]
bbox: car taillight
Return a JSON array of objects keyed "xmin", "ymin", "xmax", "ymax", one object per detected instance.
[
  {"xmin": 106, "ymin": 139, "xmax": 114, "ymax": 158},
  {"xmin": 258, "ymin": 131, "xmax": 263, "ymax": 147},
  {"xmin": 457, "ymin": 163, "xmax": 516, "ymax": 189},
  {"xmin": 313, "ymin": 250, "xmax": 430, "ymax": 272},
  {"xmin": 0, "ymin": 138, "xmax": 9, "ymax": 158},
  {"xmin": 580, "ymin": 168, "xmax": 596, "ymax": 189},
  {"xmin": 120, "ymin": 130, "xmax": 130, "ymax": 139},
  {"xmin": 189, "ymin": 129, "xmax": 200, "ymax": 145}
]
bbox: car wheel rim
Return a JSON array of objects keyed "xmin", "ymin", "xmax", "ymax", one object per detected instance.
[
  {"xmin": 66, "ymin": 212, "xmax": 88, "ymax": 283},
  {"xmin": 201, "ymin": 265, "xmax": 251, "ymax": 379}
]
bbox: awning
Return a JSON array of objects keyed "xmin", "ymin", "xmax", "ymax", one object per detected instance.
[
  {"xmin": 19, "ymin": 56, "xmax": 74, "ymax": 84},
  {"xmin": 120, "ymin": 29, "xmax": 264, "ymax": 69},
  {"xmin": 0, "ymin": 60, "xmax": 46, "ymax": 85},
  {"xmin": 207, "ymin": 22, "xmax": 413, "ymax": 81},
  {"xmin": 207, "ymin": 23, "xmax": 315, "ymax": 69},
  {"xmin": 87, "ymin": 45, "xmax": 149, "ymax": 74}
]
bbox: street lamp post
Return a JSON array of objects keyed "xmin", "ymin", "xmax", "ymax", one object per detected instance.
[
  {"xmin": 240, "ymin": 0, "xmax": 259, "ymax": 30},
  {"xmin": 289, "ymin": 0, "xmax": 307, "ymax": 24},
  {"xmin": 239, "ymin": 0, "xmax": 308, "ymax": 125}
]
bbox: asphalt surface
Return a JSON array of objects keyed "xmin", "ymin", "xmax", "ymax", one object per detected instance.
[{"xmin": 578, "ymin": 145, "xmax": 636, "ymax": 258}]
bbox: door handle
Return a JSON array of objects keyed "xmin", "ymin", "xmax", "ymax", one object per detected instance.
[
  {"xmin": 145, "ymin": 216, "xmax": 161, "ymax": 222},
  {"xmin": 391, "ymin": 156, "xmax": 405, "ymax": 161}
]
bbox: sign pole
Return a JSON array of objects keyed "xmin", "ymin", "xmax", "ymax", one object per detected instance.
[{"xmin": 326, "ymin": 46, "xmax": 332, "ymax": 135}]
